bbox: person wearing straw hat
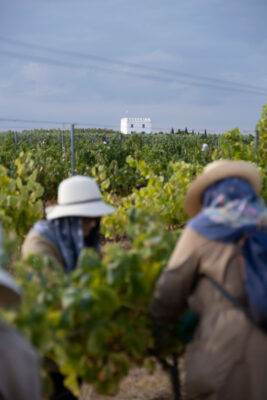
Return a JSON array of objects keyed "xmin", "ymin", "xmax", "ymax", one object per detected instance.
[
  {"xmin": 0, "ymin": 268, "xmax": 41, "ymax": 400},
  {"xmin": 22, "ymin": 175, "xmax": 115, "ymax": 272},
  {"xmin": 150, "ymin": 160, "xmax": 267, "ymax": 400}
]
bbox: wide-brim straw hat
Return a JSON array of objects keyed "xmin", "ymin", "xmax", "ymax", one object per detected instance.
[
  {"xmin": 47, "ymin": 175, "xmax": 115, "ymax": 220},
  {"xmin": 185, "ymin": 160, "xmax": 262, "ymax": 218},
  {"xmin": 0, "ymin": 269, "xmax": 21, "ymax": 306}
]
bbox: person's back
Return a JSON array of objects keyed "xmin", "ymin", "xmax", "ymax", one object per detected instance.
[
  {"xmin": 150, "ymin": 160, "xmax": 267, "ymax": 400},
  {"xmin": 151, "ymin": 225, "xmax": 267, "ymax": 400}
]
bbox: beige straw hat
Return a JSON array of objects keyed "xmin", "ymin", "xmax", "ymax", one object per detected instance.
[
  {"xmin": 47, "ymin": 175, "xmax": 115, "ymax": 220},
  {"xmin": 184, "ymin": 160, "xmax": 262, "ymax": 218}
]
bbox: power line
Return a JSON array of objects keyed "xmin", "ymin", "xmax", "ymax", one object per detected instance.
[
  {"xmin": 0, "ymin": 117, "xmax": 254, "ymax": 135},
  {"xmin": 1, "ymin": 37, "xmax": 267, "ymax": 96},
  {"xmin": 0, "ymin": 117, "xmax": 73, "ymax": 125},
  {"xmin": 0, "ymin": 49, "xmax": 172, "ymax": 83},
  {"xmin": 1, "ymin": 35, "xmax": 266, "ymax": 94},
  {"xmin": 2, "ymin": 49, "xmax": 267, "ymax": 96},
  {"xmin": 0, "ymin": 117, "xmax": 119, "ymax": 129}
]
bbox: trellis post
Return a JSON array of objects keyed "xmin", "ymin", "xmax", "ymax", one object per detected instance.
[
  {"xmin": 14, "ymin": 131, "xmax": 18, "ymax": 147},
  {"xmin": 254, "ymin": 130, "xmax": 259, "ymax": 155},
  {"xmin": 71, "ymin": 124, "xmax": 76, "ymax": 175},
  {"xmin": 62, "ymin": 133, "xmax": 65, "ymax": 155}
]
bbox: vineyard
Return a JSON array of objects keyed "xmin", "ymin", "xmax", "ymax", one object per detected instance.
[{"xmin": 0, "ymin": 104, "xmax": 267, "ymax": 398}]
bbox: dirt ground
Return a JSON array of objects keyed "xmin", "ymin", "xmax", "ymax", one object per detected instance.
[{"xmin": 79, "ymin": 362, "xmax": 174, "ymax": 400}]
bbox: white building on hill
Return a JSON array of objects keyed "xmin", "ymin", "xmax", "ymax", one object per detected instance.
[{"xmin": 120, "ymin": 117, "xmax": 152, "ymax": 134}]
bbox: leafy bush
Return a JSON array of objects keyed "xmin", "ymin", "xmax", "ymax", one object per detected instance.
[
  {"xmin": 3, "ymin": 210, "xmax": 179, "ymax": 396},
  {"xmin": 0, "ymin": 152, "xmax": 43, "ymax": 237}
]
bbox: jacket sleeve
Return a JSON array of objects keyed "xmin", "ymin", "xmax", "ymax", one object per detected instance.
[
  {"xmin": 149, "ymin": 227, "xmax": 200, "ymax": 323},
  {"xmin": 22, "ymin": 232, "xmax": 63, "ymax": 268}
]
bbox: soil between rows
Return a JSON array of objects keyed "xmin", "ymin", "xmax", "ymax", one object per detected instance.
[{"xmin": 79, "ymin": 362, "xmax": 173, "ymax": 400}]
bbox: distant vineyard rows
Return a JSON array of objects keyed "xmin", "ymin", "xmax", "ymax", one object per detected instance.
[{"xmin": 0, "ymin": 105, "xmax": 266, "ymax": 397}]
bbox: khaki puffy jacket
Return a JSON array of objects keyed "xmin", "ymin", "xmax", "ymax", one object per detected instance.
[
  {"xmin": 22, "ymin": 231, "xmax": 64, "ymax": 267},
  {"xmin": 150, "ymin": 227, "xmax": 267, "ymax": 400}
]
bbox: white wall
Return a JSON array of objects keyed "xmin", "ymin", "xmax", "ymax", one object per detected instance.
[{"xmin": 120, "ymin": 117, "xmax": 152, "ymax": 134}]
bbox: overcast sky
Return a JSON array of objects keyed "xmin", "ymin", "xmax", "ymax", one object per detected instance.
[{"xmin": 0, "ymin": 0, "xmax": 266, "ymax": 133}]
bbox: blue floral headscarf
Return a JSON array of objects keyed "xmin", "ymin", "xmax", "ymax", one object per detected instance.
[
  {"xmin": 188, "ymin": 177, "xmax": 267, "ymax": 241},
  {"xmin": 31, "ymin": 217, "xmax": 85, "ymax": 272},
  {"xmin": 188, "ymin": 177, "xmax": 267, "ymax": 320}
]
